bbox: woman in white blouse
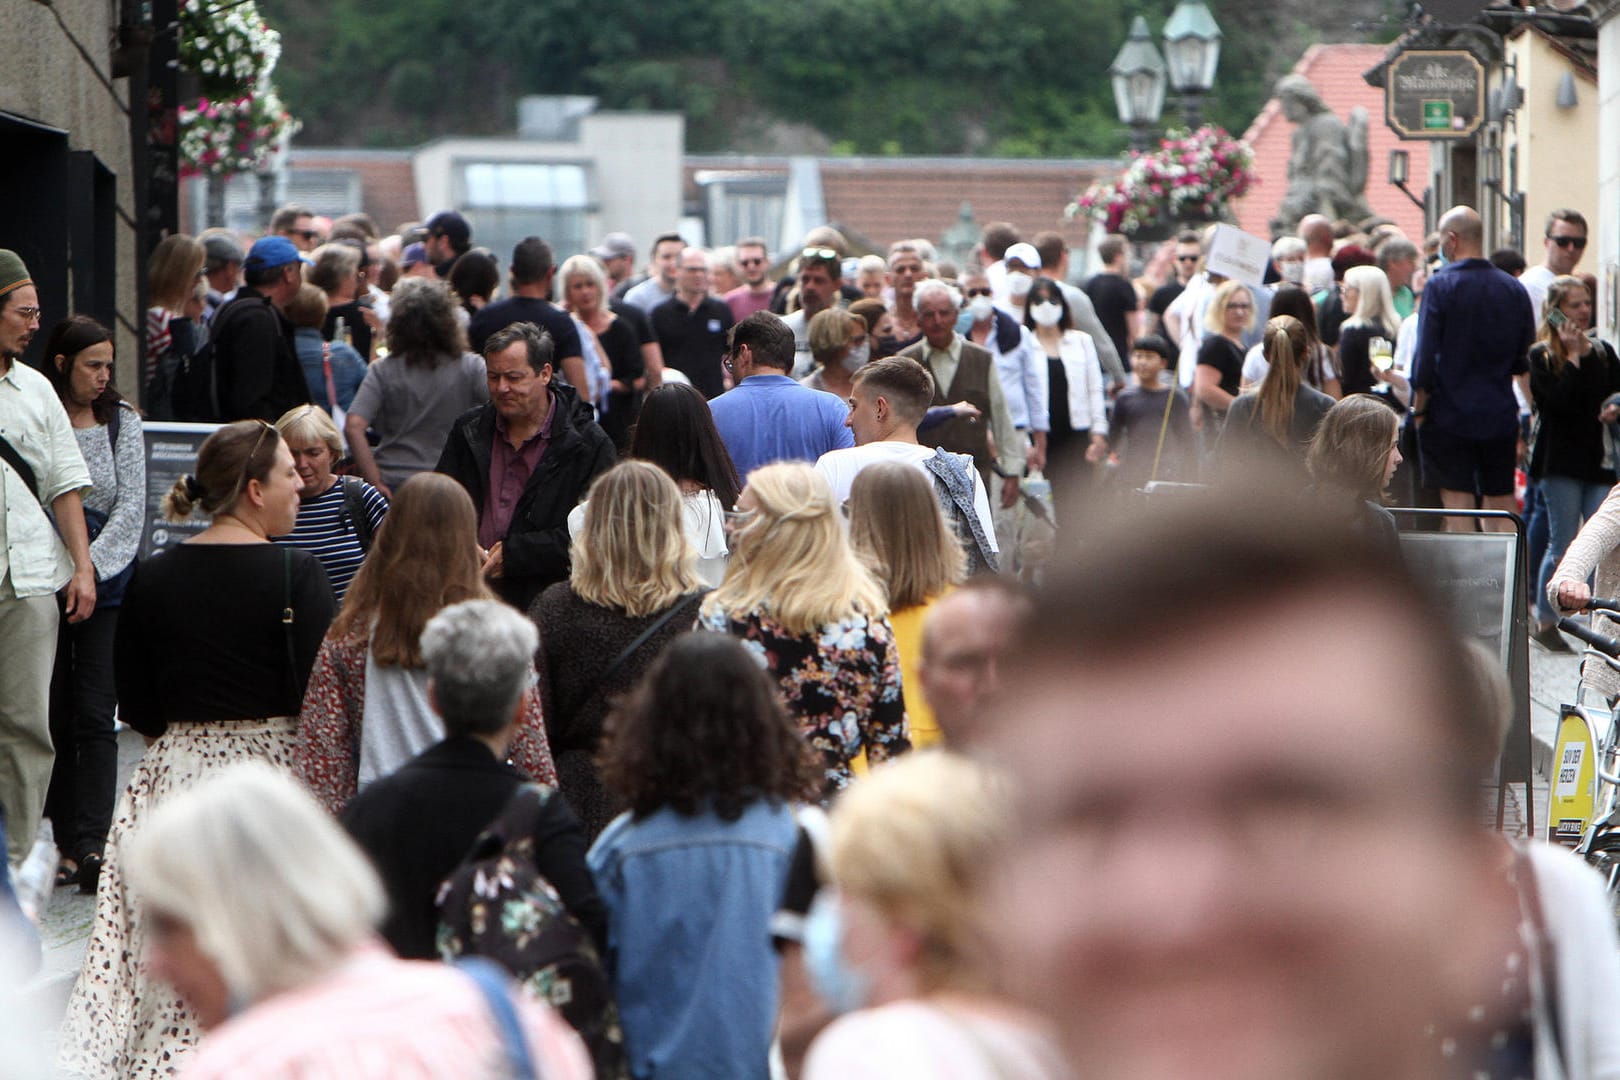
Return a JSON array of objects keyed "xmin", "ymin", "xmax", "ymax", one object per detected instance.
[{"xmin": 1023, "ymin": 277, "xmax": 1107, "ymax": 495}]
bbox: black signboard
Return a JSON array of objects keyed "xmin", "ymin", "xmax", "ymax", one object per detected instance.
[
  {"xmin": 1386, "ymin": 50, "xmax": 1485, "ymax": 140},
  {"xmin": 140, "ymin": 421, "xmax": 220, "ymax": 559}
]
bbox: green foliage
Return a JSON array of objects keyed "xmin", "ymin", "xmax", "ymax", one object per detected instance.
[{"xmin": 259, "ymin": 0, "xmax": 1387, "ymax": 157}]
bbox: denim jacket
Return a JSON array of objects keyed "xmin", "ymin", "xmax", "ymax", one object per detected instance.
[{"xmin": 587, "ymin": 799, "xmax": 798, "ymax": 1079}]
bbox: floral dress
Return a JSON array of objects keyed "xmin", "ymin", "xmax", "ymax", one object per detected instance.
[{"xmin": 699, "ymin": 606, "xmax": 910, "ymax": 797}]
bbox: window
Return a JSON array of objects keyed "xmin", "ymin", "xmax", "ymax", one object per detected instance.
[{"xmin": 457, "ymin": 162, "xmax": 593, "ymax": 264}]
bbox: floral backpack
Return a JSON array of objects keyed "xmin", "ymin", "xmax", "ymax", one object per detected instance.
[{"xmin": 436, "ymin": 784, "xmax": 627, "ymax": 1080}]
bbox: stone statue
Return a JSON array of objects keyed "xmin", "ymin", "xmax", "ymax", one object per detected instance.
[{"xmin": 1270, "ymin": 75, "xmax": 1372, "ymax": 236}]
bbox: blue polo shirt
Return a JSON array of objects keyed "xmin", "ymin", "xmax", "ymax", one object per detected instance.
[
  {"xmin": 1411, "ymin": 258, "xmax": 1534, "ymax": 440},
  {"xmin": 707, "ymin": 373, "xmax": 854, "ymax": 480}
]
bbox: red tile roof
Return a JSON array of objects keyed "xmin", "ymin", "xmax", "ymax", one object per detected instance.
[
  {"xmin": 818, "ymin": 159, "xmax": 1114, "ymax": 252},
  {"xmin": 1233, "ymin": 44, "xmax": 1428, "ymax": 242}
]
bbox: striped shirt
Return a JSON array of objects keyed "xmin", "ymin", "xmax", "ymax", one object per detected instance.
[{"xmin": 273, "ymin": 478, "xmax": 389, "ymax": 604}]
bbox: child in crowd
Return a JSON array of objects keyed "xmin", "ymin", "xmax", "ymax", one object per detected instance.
[{"xmin": 1108, "ymin": 334, "xmax": 1193, "ymax": 490}]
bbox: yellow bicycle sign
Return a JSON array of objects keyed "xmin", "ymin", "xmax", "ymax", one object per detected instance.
[{"xmin": 1549, "ymin": 708, "xmax": 1597, "ymax": 848}]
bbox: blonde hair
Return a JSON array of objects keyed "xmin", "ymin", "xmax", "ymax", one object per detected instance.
[
  {"xmin": 275, "ymin": 403, "xmax": 344, "ymax": 460},
  {"xmin": 704, "ymin": 462, "xmax": 887, "ymax": 635},
  {"xmin": 558, "ymin": 253, "xmax": 606, "ymax": 295},
  {"xmin": 571, "ymin": 461, "xmax": 702, "ymax": 617},
  {"xmin": 1538, "ymin": 275, "xmax": 1591, "ymax": 374},
  {"xmin": 149, "ymin": 234, "xmax": 207, "ymax": 311},
  {"xmin": 1342, "ymin": 264, "xmax": 1398, "ymax": 335},
  {"xmin": 828, "ymin": 751, "xmax": 1008, "ymax": 994},
  {"xmin": 124, "ymin": 763, "xmax": 386, "ymax": 1009},
  {"xmin": 807, "ymin": 308, "xmax": 859, "ymax": 367},
  {"xmin": 1204, "ymin": 280, "xmax": 1254, "ymax": 336},
  {"xmin": 847, "ymin": 463, "xmax": 964, "ymax": 611},
  {"xmin": 163, "ymin": 420, "xmax": 281, "ymax": 521},
  {"xmin": 1253, "ymin": 315, "xmax": 1309, "ymax": 448}
]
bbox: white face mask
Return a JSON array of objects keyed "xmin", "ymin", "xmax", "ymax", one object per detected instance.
[
  {"xmin": 841, "ymin": 341, "xmax": 870, "ymax": 373},
  {"xmin": 967, "ymin": 295, "xmax": 995, "ymax": 322},
  {"xmin": 1030, "ymin": 300, "xmax": 1063, "ymax": 327},
  {"xmin": 1006, "ymin": 271, "xmax": 1034, "ymax": 297},
  {"xmin": 1278, "ymin": 260, "xmax": 1304, "ymax": 283}
]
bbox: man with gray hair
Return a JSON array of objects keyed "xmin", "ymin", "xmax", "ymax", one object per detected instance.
[
  {"xmin": 1270, "ymin": 235, "xmax": 1306, "ymax": 286},
  {"xmin": 1378, "ymin": 237, "xmax": 1421, "ymax": 320},
  {"xmin": 342, "ymin": 599, "xmax": 602, "ymax": 961}
]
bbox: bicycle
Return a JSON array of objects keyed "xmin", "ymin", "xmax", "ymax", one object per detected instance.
[{"xmin": 1550, "ymin": 598, "xmax": 1620, "ymax": 911}]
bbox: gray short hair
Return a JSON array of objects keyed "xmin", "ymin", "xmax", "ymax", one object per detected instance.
[
  {"xmin": 124, "ymin": 763, "xmax": 386, "ymax": 1008},
  {"xmin": 913, "ymin": 278, "xmax": 961, "ymax": 311},
  {"xmin": 1378, "ymin": 238, "xmax": 1420, "ymax": 269},
  {"xmin": 421, "ymin": 600, "xmax": 539, "ymax": 737},
  {"xmin": 1271, "ymin": 236, "xmax": 1306, "ymax": 262}
]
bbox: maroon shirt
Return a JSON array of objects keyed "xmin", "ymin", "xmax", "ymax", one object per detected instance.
[{"xmin": 479, "ymin": 395, "xmax": 557, "ymax": 549}]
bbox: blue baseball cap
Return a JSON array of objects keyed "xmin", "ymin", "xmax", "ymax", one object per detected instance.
[{"xmin": 244, "ymin": 235, "xmax": 310, "ymax": 272}]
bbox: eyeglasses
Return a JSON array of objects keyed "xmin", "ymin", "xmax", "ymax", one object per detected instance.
[
  {"xmin": 8, "ymin": 306, "xmax": 41, "ymax": 321},
  {"xmin": 964, "ymin": 287, "xmax": 993, "ymax": 298},
  {"xmin": 1549, "ymin": 235, "xmax": 1587, "ymax": 250}
]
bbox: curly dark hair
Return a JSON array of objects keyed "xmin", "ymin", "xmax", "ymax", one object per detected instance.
[{"xmin": 598, "ymin": 632, "xmax": 816, "ymax": 821}]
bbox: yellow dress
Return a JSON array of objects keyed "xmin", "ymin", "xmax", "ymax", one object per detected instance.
[{"xmin": 851, "ymin": 596, "xmax": 942, "ymax": 777}]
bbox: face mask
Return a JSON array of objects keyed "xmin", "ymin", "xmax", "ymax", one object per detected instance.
[
  {"xmin": 1030, "ymin": 300, "xmax": 1063, "ymax": 327},
  {"xmin": 841, "ymin": 341, "xmax": 870, "ymax": 373},
  {"xmin": 803, "ymin": 889, "xmax": 869, "ymax": 1016},
  {"xmin": 1278, "ymin": 260, "xmax": 1304, "ymax": 283},
  {"xmin": 877, "ymin": 333, "xmax": 905, "ymax": 356},
  {"xmin": 1006, "ymin": 271, "xmax": 1034, "ymax": 297},
  {"xmin": 967, "ymin": 295, "xmax": 994, "ymax": 323},
  {"xmin": 954, "ymin": 310, "xmax": 974, "ymax": 336}
]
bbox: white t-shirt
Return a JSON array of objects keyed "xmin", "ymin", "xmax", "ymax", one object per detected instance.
[
  {"xmin": 814, "ymin": 441, "xmax": 998, "ymax": 554},
  {"xmin": 1520, "ymin": 264, "xmax": 1556, "ymax": 325},
  {"xmin": 803, "ymin": 998, "xmax": 1070, "ymax": 1080}
]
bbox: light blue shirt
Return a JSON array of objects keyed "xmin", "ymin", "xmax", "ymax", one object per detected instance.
[
  {"xmin": 708, "ymin": 373, "xmax": 853, "ymax": 480},
  {"xmin": 589, "ymin": 800, "xmax": 798, "ymax": 1080}
]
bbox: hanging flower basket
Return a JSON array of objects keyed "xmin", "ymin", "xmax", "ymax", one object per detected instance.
[
  {"xmin": 179, "ymin": 89, "xmax": 299, "ymax": 180},
  {"xmin": 1067, "ymin": 126, "xmax": 1256, "ymax": 238},
  {"xmin": 178, "ymin": 0, "xmax": 281, "ymax": 99}
]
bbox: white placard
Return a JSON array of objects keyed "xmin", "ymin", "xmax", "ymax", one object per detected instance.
[{"xmin": 1203, "ymin": 224, "xmax": 1271, "ymax": 288}]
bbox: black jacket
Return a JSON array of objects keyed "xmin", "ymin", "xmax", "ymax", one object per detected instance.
[
  {"xmin": 341, "ymin": 736, "xmax": 607, "ymax": 959},
  {"xmin": 213, "ymin": 286, "xmax": 312, "ymax": 421},
  {"xmin": 435, "ymin": 383, "xmax": 616, "ymax": 611}
]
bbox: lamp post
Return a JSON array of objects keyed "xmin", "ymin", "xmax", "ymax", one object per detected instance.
[
  {"xmin": 1109, "ymin": 16, "xmax": 1168, "ymax": 153},
  {"xmin": 1163, "ymin": 0, "xmax": 1222, "ymax": 130}
]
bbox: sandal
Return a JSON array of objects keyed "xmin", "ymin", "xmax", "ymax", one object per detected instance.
[
  {"xmin": 77, "ymin": 851, "xmax": 104, "ymax": 895},
  {"xmin": 55, "ymin": 858, "xmax": 79, "ymax": 888}
]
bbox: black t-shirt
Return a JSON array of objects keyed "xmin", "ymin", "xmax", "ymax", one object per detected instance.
[
  {"xmin": 467, "ymin": 296, "xmax": 584, "ymax": 361},
  {"xmin": 1085, "ymin": 272, "xmax": 1139, "ymax": 361},
  {"xmin": 1529, "ymin": 340, "xmax": 1620, "ymax": 483},
  {"xmin": 1149, "ymin": 281, "xmax": 1185, "ymax": 318},
  {"xmin": 1336, "ymin": 322, "xmax": 1396, "ymax": 397},
  {"xmin": 323, "ymin": 300, "xmax": 373, "ymax": 360},
  {"xmin": 1316, "ymin": 288, "xmax": 1349, "ymax": 347},
  {"xmin": 597, "ymin": 317, "xmax": 644, "ymax": 383},
  {"xmin": 1197, "ymin": 334, "xmax": 1245, "ymax": 400},
  {"xmin": 651, "ymin": 296, "xmax": 734, "ymax": 399},
  {"xmin": 113, "ymin": 544, "xmax": 336, "ymax": 736},
  {"xmin": 608, "ymin": 298, "xmax": 653, "ymax": 347}
]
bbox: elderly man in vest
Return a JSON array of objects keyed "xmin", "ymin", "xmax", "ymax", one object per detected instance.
[{"xmin": 900, "ymin": 280, "xmax": 1023, "ymax": 509}]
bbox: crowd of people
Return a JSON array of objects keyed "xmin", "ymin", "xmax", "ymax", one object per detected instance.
[{"xmin": 0, "ymin": 194, "xmax": 1617, "ymax": 1079}]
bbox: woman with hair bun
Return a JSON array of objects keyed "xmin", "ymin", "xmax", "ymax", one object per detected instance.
[
  {"xmin": 58, "ymin": 420, "xmax": 337, "ymax": 1078},
  {"xmin": 700, "ymin": 462, "xmax": 909, "ymax": 798}
]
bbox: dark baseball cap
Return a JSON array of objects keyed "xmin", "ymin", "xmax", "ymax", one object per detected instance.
[
  {"xmin": 425, "ymin": 210, "xmax": 471, "ymax": 249},
  {"xmin": 202, "ymin": 234, "xmax": 245, "ymax": 269}
]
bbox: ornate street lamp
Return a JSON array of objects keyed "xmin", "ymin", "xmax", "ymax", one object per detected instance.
[
  {"xmin": 1109, "ymin": 16, "xmax": 1168, "ymax": 153},
  {"xmin": 1163, "ymin": 0, "xmax": 1222, "ymax": 130}
]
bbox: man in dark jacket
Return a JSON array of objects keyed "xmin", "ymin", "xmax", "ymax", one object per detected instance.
[
  {"xmin": 436, "ymin": 321, "xmax": 615, "ymax": 610},
  {"xmin": 212, "ymin": 235, "xmax": 313, "ymax": 421}
]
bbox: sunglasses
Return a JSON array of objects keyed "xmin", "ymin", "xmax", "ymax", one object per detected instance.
[
  {"xmin": 802, "ymin": 247, "xmax": 839, "ymax": 263},
  {"xmin": 1549, "ymin": 235, "xmax": 1587, "ymax": 250},
  {"xmin": 1177, "ymin": 255, "xmax": 1201, "ymax": 263},
  {"xmin": 295, "ymin": 229, "xmax": 320, "ymax": 241},
  {"xmin": 965, "ymin": 287, "xmax": 993, "ymax": 298},
  {"xmin": 738, "ymin": 257, "xmax": 767, "ymax": 267}
]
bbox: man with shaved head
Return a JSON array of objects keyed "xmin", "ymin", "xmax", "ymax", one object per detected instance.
[{"xmin": 1411, "ymin": 206, "xmax": 1535, "ymax": 531}]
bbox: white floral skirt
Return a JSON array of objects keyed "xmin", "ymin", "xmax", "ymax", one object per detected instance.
[{"xmin": 56, "ymin": 717, "xmax": 297, "ymax": 1079}]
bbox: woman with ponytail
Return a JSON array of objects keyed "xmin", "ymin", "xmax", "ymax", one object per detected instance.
[
  {"xmin": 59, "ymin": 420, "xmax": 338, "ymax": 1078},
  {"xmin": 1219, "ymin": 315, "xmax": 1335, "ymax": 467}
]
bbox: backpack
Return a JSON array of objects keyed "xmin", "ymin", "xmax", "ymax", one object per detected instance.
[
  {"xmin": 922, "ymin": 447, "xmax": 999, "ymax": 575},
  {"xmin": 336, "ymin": 475, "xmax": 376, "ymax": 553},
  {"xmin": 436, "ymin": 784, "xmax": 627, "ymax": 1080},
  {"xmin": 165, "ymin": 296, "xmax": 261, "ymax": 422}
]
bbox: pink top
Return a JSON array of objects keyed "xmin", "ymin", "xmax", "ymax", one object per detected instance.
[
  {"xmin": 181, "ymin": 943, "xmax": 593, "ymax": 1080},
  {"xmin": 724, "ymin": 285, "xmax": 775, "ymax": 324}
]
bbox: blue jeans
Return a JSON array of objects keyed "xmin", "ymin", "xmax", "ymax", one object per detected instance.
[{"xmin": 1536, "ymin": 475, "xmax": 1614, "ymax": 624}]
